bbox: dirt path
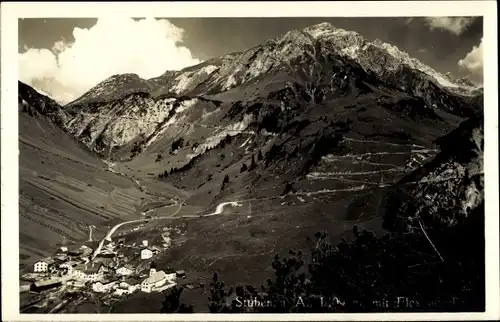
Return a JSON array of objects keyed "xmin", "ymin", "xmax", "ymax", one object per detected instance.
[{"xmin": 91, "ymin": 200, "xmax": 245, "ymax": 259}]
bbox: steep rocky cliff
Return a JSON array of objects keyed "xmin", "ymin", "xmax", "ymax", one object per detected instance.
[{"xmin": 384, "ymin": 110, "xmax": 484, "ymax": 230}]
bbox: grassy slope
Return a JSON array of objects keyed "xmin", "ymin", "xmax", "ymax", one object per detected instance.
[{"xmin": 18, "ymin": 112, "xmax": 152, "ymax": 267}]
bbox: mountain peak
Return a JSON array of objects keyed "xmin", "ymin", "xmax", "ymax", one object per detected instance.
[
  {"xmin": 304, "ymin": 22, "xmax": 336, "ymax": 32},
  {"xmin": 107, "ymin": 73, "xmax": 143, "ymax": 81},
  {"xmin": 303, "ymin": 22, "xmax": 362, "ymax": 41},
  {"xmin": 67, "ymin": 73, "xmax": 152, "ymax": 106}
]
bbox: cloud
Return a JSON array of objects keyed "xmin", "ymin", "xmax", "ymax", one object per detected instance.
[
  {"xmin": 51, "ymin": 39, "xmax": 69, "ymax": 54},
  {"xmin": 18, "ymin": 17, "xmax": 201, "ymax": 104},
  {"xmin": 458, "ymin": 38, "xmax": 483, "ymax": 83},
  {"xmin": 423, "ymin": 17, "xmax": 476, "ymax": 35}
]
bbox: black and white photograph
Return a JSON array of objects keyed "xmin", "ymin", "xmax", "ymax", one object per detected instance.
[{"xmin": 1, "ymin": 1, "xmax": 499, "ymax": 320}]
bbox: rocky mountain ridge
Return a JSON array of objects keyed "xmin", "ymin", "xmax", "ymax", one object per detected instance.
[
  {"xmin": 18, "ymin": 22, "xmax": 484, "ymax": 211},
  {"xmin": 63, "ymin": 23, "xmax": 480, "ymax": 107},
  {"xmin": 37, "ymin": 23, "xmax": 480, "ymax": 162}
]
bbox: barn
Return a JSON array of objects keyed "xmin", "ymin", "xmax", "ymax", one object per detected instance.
[{"xmin": 30, "ymin": 279, "xmax": 62, "ymax": 293}]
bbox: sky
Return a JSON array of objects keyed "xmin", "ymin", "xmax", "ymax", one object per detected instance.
[{"xmin": 18, "ymin": 17, "xmax": 483, "ymax": 104}]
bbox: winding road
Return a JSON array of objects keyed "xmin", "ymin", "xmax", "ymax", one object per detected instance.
[
  {"xmin": 91, "ymin": 200, "xmax": 243, "ymax": 260},
  {"xmin": 204, "ymin": 201, "xmax": 242, "ymax": 217},
  {"xmin": 92, "ymin": 136, "xmax": 439, "ymax": 260}
]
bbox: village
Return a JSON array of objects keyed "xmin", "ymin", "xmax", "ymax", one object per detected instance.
[{"xmin": 20, "ymin": 222, "xmax": 192, "ymax": 313}]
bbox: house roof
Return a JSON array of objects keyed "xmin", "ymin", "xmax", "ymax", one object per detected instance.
[
  {"xmin": 102, "ymin": 277, "xmax": 120, "ymax": 285},
  {"xmin": 74, "ymin": 263, "xmax": 86, "ymax": 270},
  {"xmin": 52, "ymin": 257, "xmax": 66, "ymax": 264},
  {"xmin": 93, "ymin": 257, "xmax": 113, "ymax": 265},
  {"xmin": 67, "ymin": 245, "xmax": 82, "ymax": 252},
  {"xmin": 36, "ymin": 257, "xmax": 55, "ymax": 265},
  {"xmin": 84, "ymin": 266, "xmax": 100, "ymax": 274},
  {"xmin": 97, "ymin": 264, "xmax": 109, "ymax": 271},
  {"xmin": 84, "ymin": 241, "xmax": 100, "ymax": 249},
  {"xmin": 54, "ymin": 255, "xmax": 68, "ymax": 261},
  {"xmin": 59, "ymin": 261, "xmax": 78, "ymax": 267},
  {"xmin": 124, "ymin": 276, "xmax": 142, "ymax": 285},
  {"xmin": 143, "ymin": 270, "xmax": 166, "ymax": 284},
  {"xmin": 33, "ymin": 278, "xmax": 62, "ymax": 287},
  {"xmin": 96, "ymin": 252, "xmax": 115, "ymax": 258}
]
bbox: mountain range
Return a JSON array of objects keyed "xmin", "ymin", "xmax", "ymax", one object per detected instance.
[{"xmin": 18, "ymin": 22, "xmax": 484, "ymax": 313}]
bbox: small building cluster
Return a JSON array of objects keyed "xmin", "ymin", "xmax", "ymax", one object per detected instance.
[{"xmin": 22, "ymin": 236, "xmax": 186, "ymax": 303}]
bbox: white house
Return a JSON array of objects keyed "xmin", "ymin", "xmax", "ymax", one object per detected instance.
[
  {"xmin": 142, "ymin": 240, "xmax": 148, "ymax": 247},
  {"xmin": 163, "ymin": 236, "xmax": 172, "ymax": 247},
  {"xmin": 116, "ymin": 266, "xmax": 133, "ymax": 276},
  {"xmin": 86, "ymin": 273, "xmax": 100, "ymax": 282},
  {"xmin": 59, "ymin": 263, "xmax": 74, "ymax": 274},
  {"xmin": 72, "ymin": 263, "xmax": 100, "ymax": 282},
  {"xmin": 141, "ymin": 248, "xmax": 153, "ymax": 260},
  {"xmin": 141, "ymin": 270, "xmax": 168, "ymax": 293},
  {"xmin": 73, "ymin": 269, "xmax": 87, "ymax": 281},
  {"xmin": 114, "ymin": 284, "xmax": 139, "ymax": 296},
  {"xmin": 114, "ymin": 277, "xmax": 141, "ymax": 296},
  {"xmin": 92, "ymin": 279, "xmax": 119, "ymax": 293},
  {"xmin": 84, "ymin": 266, "xmax": 102, "ymax": 282},
  {"xmin": 34, "ymin": 258, "xmax": 54, "ymax": 273}
]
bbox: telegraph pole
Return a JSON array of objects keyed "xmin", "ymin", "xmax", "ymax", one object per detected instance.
[{"xmin": 88, "ymin": 225, "xmax": 93, "ymax": 242}]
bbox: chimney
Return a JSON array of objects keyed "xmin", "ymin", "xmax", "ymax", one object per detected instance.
[{"xmin": 150, "ymin": 267, "xmax": 156, "ymax": 277}]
